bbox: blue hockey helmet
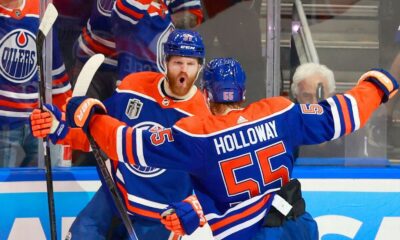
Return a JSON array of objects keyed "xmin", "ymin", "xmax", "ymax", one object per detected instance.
[
  {"xmin": 164, "ymin": 29, "xmax": 205, "ymax": 63},
  {"xmin": 202, "ymin": 58, "xmax": 246, "ymax": 103}
]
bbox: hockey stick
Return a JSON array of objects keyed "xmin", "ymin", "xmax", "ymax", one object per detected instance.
[
  {"xmin": 35, "ymin": 3, "xmax": 58, "ymax": 240},
  {"xmin": 72, "ymin": 55, "xmax": 138, "ymax": 240}
]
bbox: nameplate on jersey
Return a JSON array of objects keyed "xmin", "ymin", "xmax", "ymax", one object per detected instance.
[
  {"xmin": 0, "ymin": 29, "xmax": 37, "ymax": 83},
  {"xmin": 125, "ymin": 98, "xmax": 143, "ymax": 119}
]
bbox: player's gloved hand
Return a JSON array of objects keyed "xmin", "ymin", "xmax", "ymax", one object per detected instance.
[
  {"xmin": 358, "ymin": 68, "xmax": 399, "ymax": 103},
  {"xmin": 29, "ymin": 104, "xmax": 69, "ymax": 144},
  {"xmin": 65, "ymin": 96, "xmax": 107, "ymax": 134},
  {"xmin": 161, "ymin": 195, "xmax": 206, "ymax": 236}
]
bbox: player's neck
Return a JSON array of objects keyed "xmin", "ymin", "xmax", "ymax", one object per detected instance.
[
  {"xmin": 1, "ymin": 0, "xmax": 23, "ymax": 9},
  {"xmin": 210, "ymin": 102, "xmax": 243, "ymax": 116}
]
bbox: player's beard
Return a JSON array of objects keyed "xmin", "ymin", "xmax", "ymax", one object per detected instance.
[{"xmin": 166, "ymin": 71, "xmax": 197, "ymax": 97}]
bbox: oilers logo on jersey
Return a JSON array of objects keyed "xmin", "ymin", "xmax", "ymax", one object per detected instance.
[
  {"xmin": 125, "ymin": 98, "xmax": 143, "ymax": 120},
  {"xmin": 0, "ymin": 29, "xmax": 37, "ymax": 83},
  {"xmin": 124, "ymin": 121, "xmax": 166, "ymax": 178}
]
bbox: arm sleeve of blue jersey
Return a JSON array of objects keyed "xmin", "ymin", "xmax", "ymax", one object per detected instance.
[
  {"xmin": 112, "ymin": 0, "xmax": 161, "ymax": 79},
  {"xmin": 289, "ymin": 101, "xmax": 334, "ymax": 146},
  {"xmin": 117, "ymin": 126, "xmax": 204, "ymax": 173},
  {"xmin": 294, "ymin": 90, "xmax": 374, "ymax": 145},
  {"xmin": 51, "ymin": 27, "xmax": 71, "ymax": 94},
  {"xmin": 113, "ymin": 0, "xmax": 151, "ymax": 25},
  {"xmin": 168, "ymin": 0, "xmax": 202, "ymax": 13}
]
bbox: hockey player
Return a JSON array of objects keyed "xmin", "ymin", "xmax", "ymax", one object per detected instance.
[
  {"xmin": 70, "ymin": 0, "xmax": 203, "ymax": 167},
  {"xmin": 62, "ymin": 57, "xmax": 397, "ymax": 240},
  {"xmin": 0, "ymin": 0, "xmax": 71, "ymax": 167},
  {"xmin": 112, "ymin": 0, "xmax": 203, "ymax": 79},
  {"xmin": 30, "ymin": 29, "xmax": 210, "ymax": 239},
  {"xmin": 72, "ymin": 0, "xmax": 203, "ymax": 100}
]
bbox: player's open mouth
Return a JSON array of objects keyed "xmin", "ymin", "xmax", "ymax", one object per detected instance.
[{"xmin": 179, "ymin": 77, "xmax": 185, "ymax": 84}]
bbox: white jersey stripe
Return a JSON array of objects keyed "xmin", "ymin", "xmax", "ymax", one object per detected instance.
[
  {"xmin": 117, "ymin": 126, "xmax": 125, "ymax": 162},
  {"xmin": 0, "ymin": 89, "xmax": 38, "ymax": 99},
  {"xmin": 115, "ymin": 88, "xmax": 156, "ymax": 102},
  {"xmin": 52, "ymin": 83, "xmax": 71, "ymax": 94},
  {"xmin": 0, "ymin": 110, "xmax": 31, "ymax": 118},
  {"xmin": 78, "ymin": 36, "xmax": 118, "ymax": 66},
  {"xmin": 327, "ymin": 98, "xmax": 341, "ymax": 140},
  {"xmin": 0, "ymin": 181, "xmax": 100, "ymax": 193},
  {"xmin": 52, "ymin": 64, "xmax": 66, "ymax": 76},
  {"xmin": 116, "ymin": 169, "xmax": 125, "ymax": 184},
  {"xmin": 86, "ymin": 21, "xmax": 116, "ymax": 48},
  {"xmin": 126, "ymin": 0, "xmax": 150, "ymax": 11},
  {"xmin": 171, "ymin": 1, "xmax": 200, "ymax": 12},
  {"xmin": 205, "ymin": 188, "xmax": 277, "ymax": 221},
  {"xmin": 25, "ymin": 14, "xmax": 39, "ymax": 18},
  {"xmin": 214, "ymin": 211, "xmax": 266, "ymax": 240},
  {"xmin": 344, "ymin": 94, "xmax": 360, "ymax": 131},
  {"xmin": 127, "ymin": 193, "xmax": 169, "ymax": 209},
  {"xmin": 114, "ymin": 7, "xmax": 139, "ymax": 25},
  {"xmin": 136, "ymin": 128, "xmax": 148, "ymax": 167},
  {"xmin": 0, "ymin": 13, "xmax": 11, "ymax": 18}
]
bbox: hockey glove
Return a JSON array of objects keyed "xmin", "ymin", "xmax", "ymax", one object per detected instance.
[
  {"xmin": 65, "ymin": 96, "xmax": 107, "ymax": 134},
  {"xmin": 161, "ymin": 195, "xmax": 206, "ymax": 236},
  {"xmin": 358, "ymin": 69, "xmax": 399, "ymax": 103},
  {"xmin": 29, "ymin": 104, "xmax": 69, "ymax": 144}
]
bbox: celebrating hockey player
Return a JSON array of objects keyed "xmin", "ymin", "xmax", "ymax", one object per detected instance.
[
  {"xmin": 70, "ymin": 0, "xmax": 204, "ymax": 169},
  {"xmin": 30, "ymin": 29, "xmax": 210, "ymax": 239},
  {"xmin": 57, "ymin": 57, "xmax": 397, "ymax": 240}
]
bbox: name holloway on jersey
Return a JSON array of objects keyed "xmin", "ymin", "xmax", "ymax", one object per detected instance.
[{"xmin": 214, "ymin": 120, "xmax": 278, "ymax": 155}]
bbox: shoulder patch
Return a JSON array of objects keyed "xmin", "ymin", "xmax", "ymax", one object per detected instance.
[{"xmin": 125, "ymin": 98, "xmax": 143, "ymax": 119}]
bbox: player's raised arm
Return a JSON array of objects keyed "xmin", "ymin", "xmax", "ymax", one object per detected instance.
[
  {"xmin": 65, "ymin": 96, "xmax": 203, "ymax": 172},
  {"xmin": 293, "ymin": 69, "xmax": 398, "ymax": 146}
]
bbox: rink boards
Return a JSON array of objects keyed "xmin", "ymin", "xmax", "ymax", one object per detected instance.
[{"xmin": 0, "ymin": 165, "xmax": 400, "ymax": 240}]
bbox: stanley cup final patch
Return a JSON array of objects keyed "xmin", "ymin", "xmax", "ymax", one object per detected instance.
[{"xmin": 125, "ymin": 98, "xmax": 143, "ymax": 119}]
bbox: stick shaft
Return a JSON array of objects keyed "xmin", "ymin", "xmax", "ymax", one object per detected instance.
[{"xmin": 88, "ymin": 135, "xmax": 138, "ymax": 240}]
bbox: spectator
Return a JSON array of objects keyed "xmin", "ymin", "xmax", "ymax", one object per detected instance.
[
  {"xmin": 291, "ymin": 62, "xmax": 336, "ymax": 104},
  {"xmin": 0, "ymin": 0, "xmax": 71, "ymax": 167},
  {"xmin": 290, "ymin": 63, "xmax": 345, "ymax": 159}
]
